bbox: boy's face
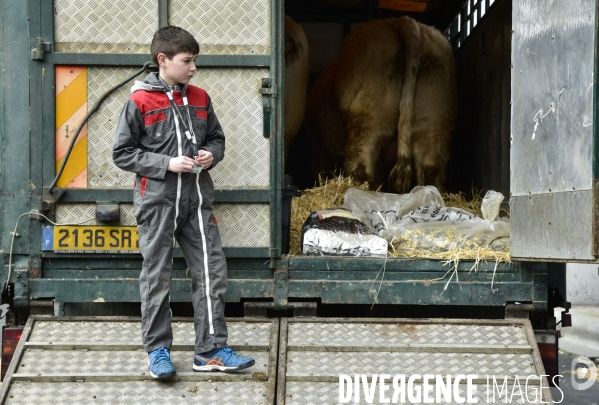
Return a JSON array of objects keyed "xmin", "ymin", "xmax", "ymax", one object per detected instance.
[{"xmin": 158, "ymin": 52, "xmax": 197, "ymax": 86}]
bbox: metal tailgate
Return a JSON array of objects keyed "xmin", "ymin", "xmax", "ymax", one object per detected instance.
[
  {"xmin": 0, "ymin": 317, "xmax": 278, "ymax": 404},
  {"xmin": 277, "ymin": 318, "xmax": 553, "ymax": 404}
]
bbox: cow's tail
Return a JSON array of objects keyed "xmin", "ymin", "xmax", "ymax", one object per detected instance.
[{"xmin": 390, "ymin": 17, "xmax": 421, "ymax": 193}]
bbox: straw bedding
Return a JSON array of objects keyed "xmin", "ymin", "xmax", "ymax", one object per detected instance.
[{"xmin": 289, "ymin": 174, "xmax": 510, "ymax": 264}]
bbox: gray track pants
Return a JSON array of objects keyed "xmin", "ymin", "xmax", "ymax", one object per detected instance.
[{"xmin": 134, "ymin": 170, "xmax": 228, "ymax": 354}]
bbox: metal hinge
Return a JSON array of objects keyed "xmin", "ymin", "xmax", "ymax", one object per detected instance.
[
  {"xmin": 259, "ymin": 78, "xmax": 277, "ymax": 96},
  {"xmin": 259, "ymin": 78, "xmax": 276, "ymax": 139},
  {"xmin": 31, "ymin": 37, "xmax": 52, "ymax": 61}
]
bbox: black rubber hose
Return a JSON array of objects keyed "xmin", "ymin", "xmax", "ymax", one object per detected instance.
[{"xmin": 49, "ymin": 61, "xmax": 156, "ymax": 195}]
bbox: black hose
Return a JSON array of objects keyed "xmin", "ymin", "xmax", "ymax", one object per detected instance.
[{"xmin": 49, "ymin": 61, "xmax": 156, "ymax": 195}]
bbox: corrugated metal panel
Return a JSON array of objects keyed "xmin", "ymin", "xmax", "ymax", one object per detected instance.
[
  {"xmin": 54, "ymin": 203, "xmax": 271, "ymax": 248},
  {"xmin": 86, "ymin": 67, "xmax": 269, "ymax": 190},
  {"xmin": 169, "ymin": 0, "xmax": 270, "ymax": 55},
  {"xmin": 0, "ymin": 317, "xmax": 278, "ymax": 405},
  {"xmin": 277, "ymin": 318, "xmax": 553, "ymax": 404},
  {"xmin": 53, "ymin": 0, "xmax": 158, "ymax": 53}
]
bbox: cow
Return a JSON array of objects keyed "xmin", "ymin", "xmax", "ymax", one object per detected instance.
[
  {"xmin": 305, "ymin": 17, "xmax": 457, "ymax": 193},
  {"xmin": 284, "ymin": 15, "xmax": 310, "ymax": 163}
]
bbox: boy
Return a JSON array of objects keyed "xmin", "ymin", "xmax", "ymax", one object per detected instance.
[{"xmin": 113, "ymin": 26, "xmax": 254, "ymax": 379}]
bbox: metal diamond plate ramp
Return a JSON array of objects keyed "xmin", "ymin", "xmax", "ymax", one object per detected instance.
[
  {"xmin": 0, "ymin": 317, "xmax": 278, "ymax": 404},
  {"xmin": 276, "ymin": 318, "xmax": 554, "ymax": 404}
]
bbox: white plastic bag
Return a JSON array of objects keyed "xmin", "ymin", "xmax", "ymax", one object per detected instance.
[
  {"xmin": 343, "ymin": 186, "xmax": 444, "ymax": 233},
  {"xmin": 389, "ymin": 190, "xmax": 510, "ymax": 253},
  {"xmin": 344, "ymin": 187, "xmax": 510, "ymax": 254}
]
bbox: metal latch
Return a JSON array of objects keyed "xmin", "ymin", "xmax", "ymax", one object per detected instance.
[
  {"xmin": 259, "ymin": 78, "xmax": 277, "ymax": 139},
  {"xmin": 31, "ymin": 37, "xmax": 52, "ymax": 61}
]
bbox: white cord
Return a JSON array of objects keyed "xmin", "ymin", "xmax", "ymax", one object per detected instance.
[
  {"xmin": 6, "ymin": 211, "xmax": 96, "ymax": 290},
  {"xmin": 376, "ymin": 211, "xmax": 389, "ymax": 229}
]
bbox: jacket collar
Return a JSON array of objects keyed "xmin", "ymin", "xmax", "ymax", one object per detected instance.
[{"xmin": 131, "ymin": 72, "xmax": 189, "ymax": 94}]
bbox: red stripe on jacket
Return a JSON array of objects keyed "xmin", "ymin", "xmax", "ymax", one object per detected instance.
[
  {"xmin": 130, "ymin": 85, "xmax": 210, "ymax": 116},
  {"xmin": 144, "ymin": 111, "xmax": 166, "ymax": 126}
]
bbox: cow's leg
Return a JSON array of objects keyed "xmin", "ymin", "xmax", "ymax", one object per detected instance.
[
  {"xmin": 412, "ymin": 131, "xmax": 450, "ymax": 192},
  {"xmin": 342, "ymin": 111, "xmax": 392, "ymax": 188}
]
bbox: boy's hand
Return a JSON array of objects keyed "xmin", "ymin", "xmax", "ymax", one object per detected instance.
[
  {"xmin": 195, "ymin": 150, "xmax": 213, "ymax": 169},
  {"xmin": 168, "ymin": 156, "xmax": 197, "ymax": 172}
]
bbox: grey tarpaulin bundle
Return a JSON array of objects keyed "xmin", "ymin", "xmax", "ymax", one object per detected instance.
[{"xmin": 301, "ymin": 207, "xmax": 388, "ymax": 257}]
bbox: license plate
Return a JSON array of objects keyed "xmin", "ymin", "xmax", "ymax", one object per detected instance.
[{"xmin": 42, "ymin": 225, "xmax": 140, "ymax": 253}]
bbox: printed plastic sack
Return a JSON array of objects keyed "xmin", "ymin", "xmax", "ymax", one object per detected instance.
[
  {"xmin": 387, "ymin": 190, "xmax": 510, "ymax": 253},
  {"xmin": 343, "ymin": 186, "xmax": 445, "ymax": 233},
  {"xmin": 344, "ymin": 186, "xmax": 509, "ymax": 254},
  {"xmin": 301, "ymin": 207, "xmax": 388, "ymax": 258}
]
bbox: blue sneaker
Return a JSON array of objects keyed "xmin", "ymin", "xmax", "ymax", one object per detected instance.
[
  {"xmin": 148, "ymin": 347, "xmax": 176, "ymax": 379},
  {"xmin": 193, "ymin": 346, "xmax": 255, "ymax": 372}
]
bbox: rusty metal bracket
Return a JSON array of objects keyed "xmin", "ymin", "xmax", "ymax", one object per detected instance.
[
  {"xmin": 30, "ymin": 37, "xmax": 52, "ymax": 61},
  {"xmin": 288, "ymin": 302, "xmax": 317, "ymax": 317},
  {"xmin": 39, "ymin": 187, "xmax": 65, "ymax": 213},
  {"xmin": 273, "ymin": 268, "xmax": 288, "ymax": 310},
  {"xmin": 505, "ymin": 303, "xmax": 534, "ymax": 319},
  {"xmin": 244, "ymin": 302, "xmax": 273, "ymax": 318}
]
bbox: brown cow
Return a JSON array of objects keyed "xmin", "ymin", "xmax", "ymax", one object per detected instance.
[
  {"xmin": 284, "ymin": 16, "xmax": 310, "ymax": 162},
  {"xmin": 306, "ymin": 17, "xmax": 457, "ymax": 193}
]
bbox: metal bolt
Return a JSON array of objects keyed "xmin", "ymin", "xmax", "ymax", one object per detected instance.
[
  {"xmin": 536, "ymin": 285, "xmax": 541, "ymax": 290},
  {"xmin": 21, "ymin": 283, "xmax": 27, "ymax": 287}
]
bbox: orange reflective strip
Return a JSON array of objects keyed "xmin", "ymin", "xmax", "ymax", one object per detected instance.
[
  {"xmin": 56, "ymin": 69, "xmax": 87, "ymax": 130},
  {"xmin": 56, "ymin": 66, "xmax": 88, "ymax": 188},
  {"xmin": 55, "ymin": 134, "xmax": 88, "ymax": 188}
]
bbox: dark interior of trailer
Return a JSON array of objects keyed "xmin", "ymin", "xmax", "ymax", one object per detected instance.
[{"xmin": 285, "ymin": 0, "xmax": 512, "ymax": 198}]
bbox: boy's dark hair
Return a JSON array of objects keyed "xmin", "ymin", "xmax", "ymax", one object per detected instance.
[{"xmin": 151, "ymin": 26, "xmax": 200, "ymax": 64}]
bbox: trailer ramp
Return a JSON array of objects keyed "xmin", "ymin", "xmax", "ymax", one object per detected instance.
[
  {"xmin": 277, "ymin": 318, "xmax": 553, "ymax": 404},
  {"xmin": 0, "ymin": 317, "xmax": 552, "ymax": 404},
  {"xmin": 0, "ymin": 317, "xmax": 277, "ymax": 404}
]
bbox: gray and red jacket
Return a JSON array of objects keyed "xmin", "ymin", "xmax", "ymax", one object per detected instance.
[{"xmin": 112, "ymin": 72, "xmax": 225, "ymax": 179}]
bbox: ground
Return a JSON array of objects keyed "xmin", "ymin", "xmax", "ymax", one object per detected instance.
[{"xmin": 550, "ymin": 351, "xmax": 599, "ymax": 405}]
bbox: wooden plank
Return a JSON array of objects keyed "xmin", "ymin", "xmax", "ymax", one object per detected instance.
[{"xmin": 379, "ymin": 0, "xmax": 428, "ymax": 12}]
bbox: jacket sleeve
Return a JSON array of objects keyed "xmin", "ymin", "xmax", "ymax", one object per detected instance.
[
  {"xmin": 201, "ymin": 95, "xmax": 225, "ymax": 169},
  {"xmin": 112, "ymin": 98, "xmax": 171, "ymax": 179}
]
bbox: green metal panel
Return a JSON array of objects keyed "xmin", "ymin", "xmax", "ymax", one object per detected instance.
[
  {"xmin": 283, "ymin": 258, "xmax": 541, "ymax": 307},
  {"xmin": 29, "ymin": 279, "xmax": 274, "ymax": 303},
  {"xmin": 41, "ymin": 247, "xmax": 270, "ymax": 260},
  {"xmin": 28, "ymin": 0, "xmax": 44, "ymax": 287},
  {"xmin": 2, "ymin": 0, "xmax": 31, "ymax": 257},
  {"xmin": 0, "ymin": 0, "xmax": 6, "ymax": 274},
  {"xmin": 158, "ymin": 0, "xmax": 168, "ymax": 28},
  {"xmin": 269, "ymin": 0, "xmax": 284, "ymax": 261},
  {"xmin": 57, "ymin": 188, "xmax": 270, "ymax": 203},
  {"xmin": 594, "ymin": 0, "xmax": 599, "ymax": 254},
  {"xmin": 40, "ymin": 0, "xmax": 55, "ymax": 189},
  {"xmin": 50, "ymin": 53, "xmax": 271, "ymax": 67}
]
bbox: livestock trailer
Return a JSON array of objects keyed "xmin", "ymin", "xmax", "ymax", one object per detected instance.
[{"xmin": 0, "ymin": 0, "xmax": 595, "ymax": 403}]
